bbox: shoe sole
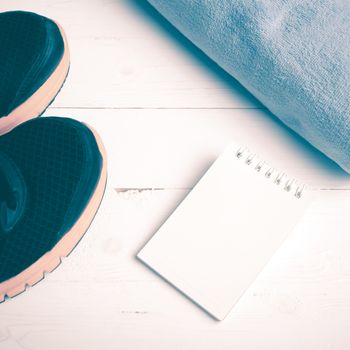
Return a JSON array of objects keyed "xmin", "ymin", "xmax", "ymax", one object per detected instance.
[
  {"xmin": 0, "ymin": 22, "xmax": 70, "ymax": 136},
  {"xmin": 0, "ymin": 124, "xmax": 107, "ymax": 302}
]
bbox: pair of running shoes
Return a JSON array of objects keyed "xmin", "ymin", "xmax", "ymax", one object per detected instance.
[{"xmin": 0, "ymin": 11, "xmax": 107, "ymax": 301}]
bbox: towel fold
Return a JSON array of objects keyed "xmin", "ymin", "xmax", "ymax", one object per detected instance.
[{"xmin": 147, "ymin": 0, "xmax": 350, "ymax": 173}]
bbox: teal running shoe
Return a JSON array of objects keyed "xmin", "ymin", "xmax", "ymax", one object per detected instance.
[
  {"xmin": 0, "ymin": 11, "xmax": 69, "ymax": 135},
  {"xmin": 0, "ymin": 117, "xmax": 107, "ymax": 301}
]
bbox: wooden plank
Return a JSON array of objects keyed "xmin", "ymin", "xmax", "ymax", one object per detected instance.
[
  {"xmin": 1, "ymin": 186, "xmax": 350, "ymax": 349},
  {"xmin": 47, "ymin": 107, "xmax": 350, "ymax": 189},
  {"xmin": 0, "ymin": 0, "xmax": 262, "ymax": 109}
]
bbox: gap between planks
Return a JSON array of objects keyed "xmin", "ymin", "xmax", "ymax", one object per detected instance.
[
  {"xmin": 114, "ymin": 187, "xmax": 342, "ymax": 192},
  {"xmin": 50, "ymin": 107, "xmax": 267, "ymax": 110}
]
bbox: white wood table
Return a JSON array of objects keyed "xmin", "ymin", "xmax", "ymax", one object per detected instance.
[{"xmin": 1, "ymin": 1, "xmax": 350, "ymax": 349}]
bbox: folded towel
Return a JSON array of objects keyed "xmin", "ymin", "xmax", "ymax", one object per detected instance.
[{"xmin": 147, "ymin": 0, "xmax": 350, "ymax": 173}]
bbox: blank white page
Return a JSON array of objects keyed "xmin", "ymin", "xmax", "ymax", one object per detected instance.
[{"xmin": 137, "ymin": 143, "xmax": 312, "ymax": 320}]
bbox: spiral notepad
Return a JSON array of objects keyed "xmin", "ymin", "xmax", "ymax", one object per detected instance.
[{"xmin": 137, "ymin": 143, "xmax": 312, "ymax": 320}]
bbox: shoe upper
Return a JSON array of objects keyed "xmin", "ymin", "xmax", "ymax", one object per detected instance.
[
  {"xmin": 0, "ymin": 117, "xmax": 103, "ymax": 283},
  {"xmin": 0, "ymin": 11, "xmax": 65, "ymax": 117}
]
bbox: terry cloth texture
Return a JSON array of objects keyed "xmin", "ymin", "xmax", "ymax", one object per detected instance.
[{"xmin": 147, "ymin": 0, "xmax": 350, "ymax": 172}]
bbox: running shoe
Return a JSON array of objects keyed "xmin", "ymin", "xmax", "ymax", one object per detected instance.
[
  {"xmin": 0, "ymin": 11, "xmax": 70, "ymax": 135},
  {"xmin": 0, "ymin": 117, "xmax": 107, "ymax": 301}
]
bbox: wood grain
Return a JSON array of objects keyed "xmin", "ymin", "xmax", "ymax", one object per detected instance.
[
  {"xmin": 1, "ymin": 188, "xmax": 350, "ymax": 350},
  {"xmin": 1, "ymin": 0, "xmax": 350, "ymax": 349},
  {"xmin": 47, "ymin": 107, "xmax": 350, "ymax": 189}
]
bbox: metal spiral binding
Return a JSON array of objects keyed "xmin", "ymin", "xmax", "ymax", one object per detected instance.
[{"xmin": 234, "ymin": 147, "xmax": 305, "ymax": 199}]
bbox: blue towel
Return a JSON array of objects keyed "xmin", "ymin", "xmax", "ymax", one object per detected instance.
[{"xmin": 147, "ymin": 0, "xmax": 350, "ymax": 173}]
